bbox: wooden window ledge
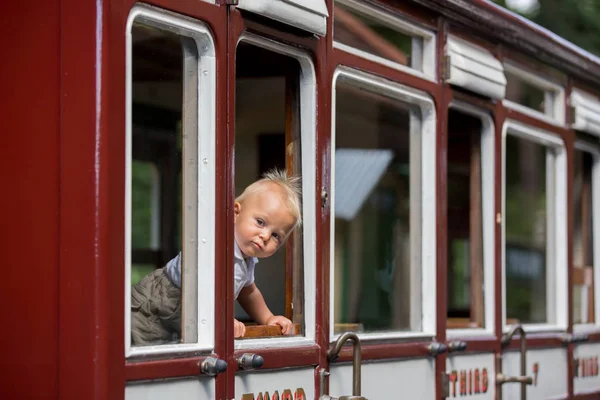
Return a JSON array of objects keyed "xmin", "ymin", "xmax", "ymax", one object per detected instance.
[{"xmin": 241, "ymin": 323, "xmax": 301, "ymax": 338}]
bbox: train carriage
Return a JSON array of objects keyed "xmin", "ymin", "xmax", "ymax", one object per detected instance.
[{"xmin": 3, "ymin": 0, "xmax": 600, "ymax": 399}]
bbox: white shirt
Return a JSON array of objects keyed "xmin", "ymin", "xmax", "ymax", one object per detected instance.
[{"xmin": 164, "ymin": 243, "xmax": 258, "ymax": 299}]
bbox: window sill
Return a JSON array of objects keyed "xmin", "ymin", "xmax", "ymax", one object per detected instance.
[{"xmin": 241, "ymin": 323, "xmax": 301, "ymax": 339}]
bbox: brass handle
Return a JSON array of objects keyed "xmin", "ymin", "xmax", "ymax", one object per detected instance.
[{"xmin": 496, "ymin": 374, "xmax": 533, "ymax": 385}]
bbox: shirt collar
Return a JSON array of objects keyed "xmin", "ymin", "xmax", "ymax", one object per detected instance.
[{"xmin": 234, "ymin": 241, "xmax": 259, "ymax": 265}]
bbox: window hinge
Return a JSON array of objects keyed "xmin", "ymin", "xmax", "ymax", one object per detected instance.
[
  {"xmin": 441, "ymin": 54, "xmax": 452, "ymax": 82},
  {"xmin": 441, "ymin": 371, "xmax": 450, "ymax": 398}
]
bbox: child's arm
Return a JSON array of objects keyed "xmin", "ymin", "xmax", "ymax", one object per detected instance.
[{"xmin": 237, "ymin": 283, "xmax": 293, "ymax": 335}]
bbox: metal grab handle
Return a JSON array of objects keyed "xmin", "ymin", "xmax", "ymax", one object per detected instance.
[
  {"xmin": 496, "ymin": 324, "xmax": 533, "ymax": 400},
  {"xmin": 327, "ymin": 332, "xmax": 362, "ymax": 397},
  {"xmin": 496, "ymin": 374, "xmax": 533, "ymax": 385}
]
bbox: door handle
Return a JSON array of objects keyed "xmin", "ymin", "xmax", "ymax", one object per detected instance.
[
  {"xmin": 496, "ymin": 324, "xmax": 533, "ymax": 400},
  {"xmin": 321, "ymin": 332, "xmax": 368, "ymax": 400}
]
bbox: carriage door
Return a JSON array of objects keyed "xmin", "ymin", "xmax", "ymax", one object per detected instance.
[
  {"xmin": 124, "ymin": 5, "xmax": 220, "ymax": 398},
  {"xmin": 327, "ymin": 1, "xmax": 439, "ymax": 393},
  {"xmin": 228, "ymin": 2, "xmax": 325, "ymax": 399},
  {"xmin": 500, "ymin": 120, "xmax": 569, "ymax": 400},
  {"xmin": 570, "ymin": 89, "xmax": 600, "ymax": 397}
]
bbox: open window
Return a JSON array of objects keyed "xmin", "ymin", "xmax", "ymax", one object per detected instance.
[
  {"xmin": 446, "ymin": 105, "xmax": 495, "ymax": 333},
  {"xmin": 330, "ymin": 68, "xmax": 436, "ymax": 340},
  {"xmin": 503, "ymin": 62, "xmax": 565, "ymax": 124},
  {"xmin": 333, "ymin": 0, "xmax": 436, "ymax": 81},
  {"xmin": 502, "ymin": 121, "xmax": 567, "ymax": 330},
  {"xmin": 572, "ymin": 141, "xmax": 599, "ymax": 327},
  {"xmin": 233, "ymin": 34, "xmax": 316, "ymax": 346},
  {"xmin": 125, "ymin": 6, "xmax": 216, "ymax": 356}
]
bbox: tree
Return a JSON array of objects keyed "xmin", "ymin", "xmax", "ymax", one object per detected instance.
[{"xmin": 493, "ymin": 0, "xmax": 600, "ymax": 57}]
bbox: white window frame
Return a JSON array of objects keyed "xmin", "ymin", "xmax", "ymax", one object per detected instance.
[
  {"xmin": 125, "ymin": 5, "xmax": 217, "ymax": 357},
  {"xmin": 233, "ymin": 32, "xmax": 317, "ymax": 350},
  {"xmin": 333, "ymin": 0, "xmax": 437, "ymax": 82},
  {"xmin": 446, "ymin": 102, "xmax": 496, "ymax": 339},
  {"xmin": 501, "ymin": 121, "xmax": 568, "ymax": 333},
  {"xmin": 236, "ymin": 0, "xmax": 328, "ymax": 36},
  {"xmin": 503, "ymin": 62, "xmax": 566, "ymax": 126},
  {"xmin": 329, "ymin": 66, "xmax": 437, "ymax": 342},
  {"xmin": 573, "ymin": 141, "xmax": 600, "ymax": 333}
]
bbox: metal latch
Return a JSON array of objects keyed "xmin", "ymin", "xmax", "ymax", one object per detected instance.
[{"xmin": 200, "ymin": 357, "xmax": 227, "ymax": 376}]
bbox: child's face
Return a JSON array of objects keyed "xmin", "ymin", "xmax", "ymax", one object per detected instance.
[{"xmin": 234, "ymin": 185, "xmax": 296, "ymax": 258}]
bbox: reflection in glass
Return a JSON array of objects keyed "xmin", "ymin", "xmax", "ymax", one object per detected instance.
[
  {"xmin": 446, "ymin": 110, "xmax": 485, "ymax": 329},
  {"xmin": 334, "ymin": 1, "xmax": 422, "ymax": 70},
  {"xmin": 333, "ymin": 79, "xmax": 422, "ymax": 334},
  {"xmin": 573, "ymin": 149, "xmax": 595, "ymax": 324},
  {"xmin": 505, "ymin": 135, "xmax": 552, "ymax": 324},
  {"xmin": 130, "ymin": 23, "xmax": 197, "ymax": 346}
]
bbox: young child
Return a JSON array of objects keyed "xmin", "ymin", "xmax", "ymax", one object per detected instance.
[{"xmin": 131, "ymin": 169, "xmax": 302, "ymax": 345}]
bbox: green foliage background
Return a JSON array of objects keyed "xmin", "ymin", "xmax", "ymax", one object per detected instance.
[{"xmin": 493, "ymin": 0, "xmax": 600, "ymax": 57}]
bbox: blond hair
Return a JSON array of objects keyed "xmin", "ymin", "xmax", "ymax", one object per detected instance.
[{"xmin": 236, "ymin": 169, "xmax": 302, "ymax": 229}]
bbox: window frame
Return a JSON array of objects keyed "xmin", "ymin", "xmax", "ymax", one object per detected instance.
[
  {"xmin": 572, "ymin": 141, "xmax": 600, "ymax": 333},
  {"xmin": 329, "ymin": 66, "xmax": 437, "ymax": 342},
  {"xmin": 124, "ymin": 5, "xmax": 217, "ymax": 358},
  {"xmin": 233, "ymin": 32, "xmax": 317, "ymax": 351},
  {"xmin": 503, "ymin": 62, "xmax": 566, "ymax": 126},
  {"xmin": 445, "ymin": 102, "xmax": 496, "ymax": 339},
  {"xmin": 501, "ymin": 120, "xmax": 568, "ymax": 333},
  {"xmin": 333, "ymin": 0, "xmax": 437, "ymax": 82}
]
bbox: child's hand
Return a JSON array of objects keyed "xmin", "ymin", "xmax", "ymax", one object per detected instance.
[
  {"xmin": 234, "ymin": 318, "xmax": 246, "ymax": 338},
  {"xmin": 266, "ymin": 315, "xmax": 293, "ymax": 335}
]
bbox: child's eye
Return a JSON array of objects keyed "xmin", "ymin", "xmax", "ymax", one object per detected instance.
[
  {"xmin": 272, "ymin": 232, "xmax": 280, "ymax": 240},
  {"xmin": 256, "ymin": 218, "xmax": 264, "ymax": 226}
]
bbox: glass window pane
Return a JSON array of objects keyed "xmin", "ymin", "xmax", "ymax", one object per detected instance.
[
  {"xmin": 505, "ymin": 135, "xmax": 551, "ymax": 324},
  {"xmin": 234, "ymin": 42, "xmax": 304, "ymax": 338},
  {"xmin": 573, "ymin": 149, "xmax": 595, "ymax": 324},
  {"xmin": 333, "ymin": 79, "xmax": 422, "ymax": 334},
  {"xmin": 505, "ymin": 71, "xmax": 551, "ymax": 115},
  {"xmin": 446, "ymin": 110, "xmax": 485, "ymax": 329},
  {"xmin": 129, "ymin": 22, "xmax": 197, "ymax": 346},
  {"xmin": 334, "ymin": 1, "xmax": 422, "ymax": 71}
]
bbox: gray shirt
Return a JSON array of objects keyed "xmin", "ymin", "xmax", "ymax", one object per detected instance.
[{"xmin": 164, "ymin": 243, "xmax": 258, "ymax": 299}]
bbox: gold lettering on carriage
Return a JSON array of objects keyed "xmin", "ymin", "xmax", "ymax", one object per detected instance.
[
  {"xmin": 574, "ymin": 356, "xmax": 599, "ymax": 378},
  {"xmin": 447, "ymin": 368, "xmax": 489, "ymax": 397},
  {"xmin": 241, "ymin": 388, "xmax": 306, "ymax": 400}
]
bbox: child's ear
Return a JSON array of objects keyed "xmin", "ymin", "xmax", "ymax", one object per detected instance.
[{"xmin": 234, "ymin": 201, "xmax": 241, "ymax": 217}]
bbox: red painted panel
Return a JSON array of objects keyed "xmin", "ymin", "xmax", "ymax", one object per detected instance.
[
  {"xmin": 0, "ymin": 1, "xmax": 60, "ymax": 399},
  {"xmin": 59, "ymin": 0, "xmax": 110, "ymax": 399}
]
